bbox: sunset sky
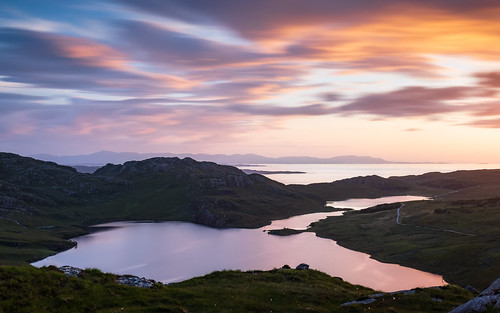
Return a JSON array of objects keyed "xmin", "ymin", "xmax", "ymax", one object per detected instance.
[{"xmin": 1, "ymin": 1, "xmax": 500, "ymax": 162}]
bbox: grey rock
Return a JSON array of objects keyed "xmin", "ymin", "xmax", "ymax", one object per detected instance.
[
  {"xmin": 295, "ymin": 263, "xmax": 309, "ymax": 270},
  {"xmin": 466, "ymin": 285, "xmax": 480, "ymax": 295},
  {"xmin": 117, "ymin": 275, "xmax": 156, "ymax": 288},
  {"xmin": 480, "ymin": 277, "xmax": 500, "ymax": 296},
  {"xmin": 341, "ymin": 298, "xmax": 376, "ymax": 306},
  {"xmin": 58, "ymin": 266, "xmax": 158, "ymax": 288},
  {"xmin": 449, "ymin": 277, "xmax": 500, "ymax": 313},
  {"xmin": 448, "ymin": 295, "xmax": 499, "ymax": 313},
  {"xmin": 58, "ymin": 265, "xmax": 82, "ymax": 277}
]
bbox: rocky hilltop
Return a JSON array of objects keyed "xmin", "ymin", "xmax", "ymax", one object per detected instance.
[
  {"xmin": 0, "ymin": 152, "xmax": 324, "ymax": 264},
  {"xmin": 92, "ymin": 156, "xmax": 324, "ymax": 227}
]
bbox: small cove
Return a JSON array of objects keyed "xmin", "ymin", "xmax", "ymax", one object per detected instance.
[{"xmin": 33, "ymin": 196, "xmax": 443, "ymax": 292}]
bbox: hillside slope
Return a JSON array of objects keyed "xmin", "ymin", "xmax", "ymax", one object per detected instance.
[
  {"xmin": 0, "ymin": 152, "xmax": 323, "ymax": 264},
  {"xmin": 0, "ymin": 266, "xmax": 473, "ymax": 313}
]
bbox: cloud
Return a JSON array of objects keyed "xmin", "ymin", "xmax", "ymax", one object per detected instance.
[
  {"xmin": 466, "ymin": 118, "xmax": 500, "ymax": 128},
  {"xmin": 225, "ymin": 103, "xmax": 335, "ymax": 116},
  {"xmin": 117, "ymin": 20, "xmax": 269, "ymax": 69},
  {"xmin": 337, "ymin": 86, "xmax": 475, "ymax": 117},
  {"xmin": 475, "ymin": 71, "xmax": 500, "ymax": 88},
  {"xmin": 0, "ymin": 27, "xmax": 195, "ymax": 96},
  {"xmin": 117, "ymin": 0, "xmax": 500, "ymax": 40},
  {"xmin": 114, "ymin": 0, "xmax": 500, "ymax": 84},
  {"xmin": 471, "ymin": 101, "xmax": 500, "ymax": 117}
]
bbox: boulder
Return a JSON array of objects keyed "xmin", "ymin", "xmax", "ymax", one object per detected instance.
[
  {"xmin": 480, "ymin": 277, "xmax": 500, "ymax": 296},
  {"xmin": 58, "ymin": 266, "xmax": 82, "ymax": 277},
  {"xmin": 448, "ymin": 296, "xmax": 499, "ymax": 313},
  {"xmin": 448, "ymin": 277, "xmax": 500, "ymax": 313},
  {"xmin": 117, "ymin": 275, "xmax": 155, "ymax": 288},
  {"xmin": 295, "ymin": 263, "xmax": 309, "ymax": 270}
]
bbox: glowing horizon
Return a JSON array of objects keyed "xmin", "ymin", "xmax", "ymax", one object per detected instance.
[{"xmin": 1, "ymin": 1, "xmax": 500, "ymax": 163}]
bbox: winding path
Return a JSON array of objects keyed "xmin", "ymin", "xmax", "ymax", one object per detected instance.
[
  {"xmin": 396, "ymin": 203, "xmax": 405, "ymax": 225},
  {"xmin": 395, "ymin": 202, "xmax": 475, "ymax": 236}
]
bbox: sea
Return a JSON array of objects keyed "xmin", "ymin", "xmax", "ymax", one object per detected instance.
[{"xmin": 236, "ymin": 163, "xmax": 500, "ymax": 185}]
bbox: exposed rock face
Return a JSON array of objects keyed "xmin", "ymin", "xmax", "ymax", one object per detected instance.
[
  {"xmin": 95, "ymin": 157, "xmax": 255, "ymax": 190},
  {"xmin": 117, "ymin": 275, "xmax": 156, "ymax": 288},
  {"xmin": 480, "ymin": 277, "xmax": 500, "ymax": 297},
  {"xmin": 58, "ymin": 265, "xmax": 82, "ymax": 277},
  {"xmin": 58, "ymin": 266, "xmax": 158, "ymax": 288},
  {"xmin": 448, "ymin": 277, "xmax": 500, "ymax": 313}
]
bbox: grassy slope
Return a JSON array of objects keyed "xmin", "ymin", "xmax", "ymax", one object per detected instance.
[
  {"xmin": 0, "ymin": 266, "xmax": 473, "ymax": 313},
  {"xmin": 307, "ymin": 197, "xmax": 500, "ymax": 290}
]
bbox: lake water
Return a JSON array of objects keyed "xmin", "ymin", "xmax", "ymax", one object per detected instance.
[
  {"xmin": 33, "ymin": 196, "xmax": 444, "ymax": 292},
  {"xmin": 238, "ymin": 163, "xmax": 500, "ymax": 184},
  {"xmin": 265, "ymin": 195, "xmax": 428, "ymax": 231}
]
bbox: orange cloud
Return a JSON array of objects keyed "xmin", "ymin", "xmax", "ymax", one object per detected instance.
[
  {"xmin": 53, "ymin": 36, "xmax": 129, "ymax": 71},
  {"xmin": 51, "ymin": 34, "xmax": 198, "ymax": 91},
  {"xmin": 250, "ymin": 5, "xmax": 500, "ymax": 76}
]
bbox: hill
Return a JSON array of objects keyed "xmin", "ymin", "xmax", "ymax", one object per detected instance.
[
  {"xmin": 292, "ymin": 169, "xmax": 500, "ymax": 201},
  {"xmin": 0, "ymin": 152, "xmax": 323, "ymax": 265}
]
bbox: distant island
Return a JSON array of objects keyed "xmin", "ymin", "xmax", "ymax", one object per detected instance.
[{"xmin": 31, "ymin": 151, "xmax": 399, "ymax": 166}]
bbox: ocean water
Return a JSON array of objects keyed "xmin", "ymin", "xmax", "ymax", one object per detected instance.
[{"xmin": 238, "ymin": 163, "xmax": 500, "ymax": 184}]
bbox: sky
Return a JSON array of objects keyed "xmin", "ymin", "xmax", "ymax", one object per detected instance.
[{"xmin": 1, "ymin": 0, "xmax": 500, "ymax": 163}]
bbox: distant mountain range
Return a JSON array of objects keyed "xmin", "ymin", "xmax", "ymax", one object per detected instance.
[{"xmin": 31, "ymin": 151, "xmax": 396, "ymax": 166}]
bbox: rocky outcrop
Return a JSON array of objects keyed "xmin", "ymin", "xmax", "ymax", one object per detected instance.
[
  {"xmin": 58, "ymin": 265, "xmax": 82, "ymax": 277},
  {"xmin": 117, "ymin": 275, "xmax": 156, "ymax": 288},
  {"xmin": 448, "ymin": 277, "xmax": 500, "ymax": 313},
  {"xmin": 58, "ymin": 266, "xmax": 158, "ymax": 288}
]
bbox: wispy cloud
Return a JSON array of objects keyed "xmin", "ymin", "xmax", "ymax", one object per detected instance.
[{"xmin": 1, "ymin": 0, "xmax": 500, "ymax": 160}]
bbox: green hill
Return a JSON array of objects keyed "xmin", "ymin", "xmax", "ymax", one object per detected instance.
[{"xmin": 0, "ymin": 152, "xmax": 324, "ymax": 265}]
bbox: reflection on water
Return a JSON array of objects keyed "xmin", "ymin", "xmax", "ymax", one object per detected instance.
[
  {"xmin": 33, "ymin": 194, "xmax": 444, "ymax": 292},
  {"xmin": 266, "ymin": 195, "xmax": 428, "ymax": 231},
  {"xmin": 33, "ymin": 222, "xmax": 444, "ymax": 292},
  {"xmin": 327, "ymin": 195, "xmax": 428, "ymax": 210}
]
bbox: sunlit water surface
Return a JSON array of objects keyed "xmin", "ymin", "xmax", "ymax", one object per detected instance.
[
  {"xmin": 238, "ymin": 163, "xmax": 500, "ymax": 184},
  {"xmin": 33, "ymin": 196, "xmax": 444, "ymax": 292}
]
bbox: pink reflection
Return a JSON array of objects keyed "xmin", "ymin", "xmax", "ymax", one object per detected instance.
[
  {"xmin": 267, "ymin": 195, "xmax": 428, "ymax": 230},
  {"xmin": 327, "ymin": 195, "xmax": 428, "ymax": 210},
  {"xmin": 33, "ymin": 221, "xmax": 445, "ymax": 292}
]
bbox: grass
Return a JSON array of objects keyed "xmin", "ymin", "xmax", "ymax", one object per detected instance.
[{"xmin": 0, "ymin": 266, "xmax": 474, "ymax": 313}]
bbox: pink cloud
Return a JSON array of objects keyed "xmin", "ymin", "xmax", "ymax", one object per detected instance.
[
  {"xmin": 475, "ymin": 72, "xmax": 500, "ymax": 88},
  {"xmin": 338, "ymin": 86, "xmax": 475, "ymax": 117}
]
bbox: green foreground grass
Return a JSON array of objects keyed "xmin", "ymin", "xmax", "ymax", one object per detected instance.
[{"xmin": 0, "ymin": 266, "xmax": 473, "ymax": 313}]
